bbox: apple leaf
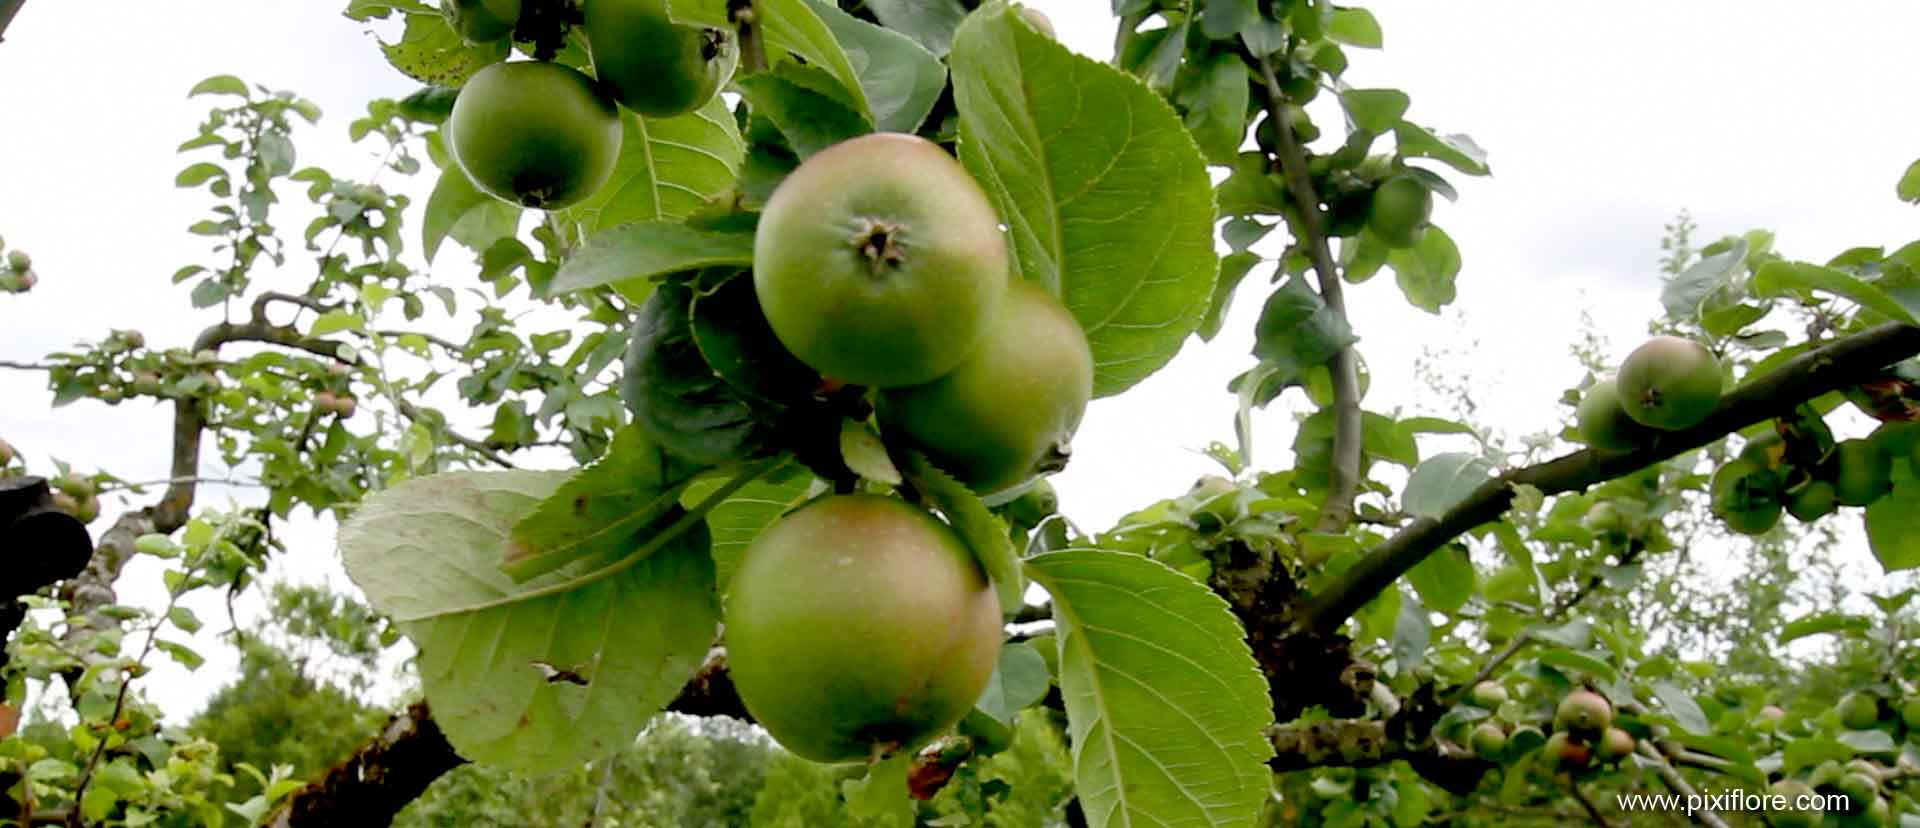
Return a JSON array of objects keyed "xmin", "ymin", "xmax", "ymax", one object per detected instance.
[
  {"xmin": 341, "ymin": 470, "xmax": 720, "ymax": 773},
  {"xmin": 502, "ymin": 426, "xmax": 696, "ymax": 583},
  {"xmin": 899, "ymin": 449, "xmax": 1023, "ymax": 613},
  {"xmin": 547, "ymin": 222, "xmax": 755, "ymax": 302},
  {"xmin": 682, "ymin": 468, "xmax": 817, "ymax": 592},
  {"xmin": 622, "ymin": 280, "xmax": 776, "ymax": 466},
  {"xmin": 1025, "ymin": 550, "xmax": 1274, "ymax": 828},
  {"xmin": 554, "ymin": 96, "xmax": 745, "ymax": 236},
  {"xmin": 952, "ymin": 4, "xmax": 1218, "ymax": 398},
  {"xmin": 1404, "ymin": 452, "xmax": 1495, "ymax": 519}
]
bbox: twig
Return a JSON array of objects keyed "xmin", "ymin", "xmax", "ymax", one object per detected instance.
[
  {"xmin": 1450, "ymin": 539, "xmax": 1648, "ymax": 703},
  {"xmin": 393, "ymin": 400, "xmax": 517, "ymax": 469},
  {"xmin": 730, "ymin": 2, "xmax": 767, "ymax": 74},
  {"xmin": 1636, "ymin": 740, "xmax": 1731, "ymax": 828},
  {"xmin": 1253, "ymin": 54, "xmax": 1363, "ymax": 534},
  {"xmin": 0, "ymin": 359, "xmax": 53, "ymax": 371},
  {"xmin": 1568, "ymin": 781, "xmax": 1616, "ymax": 828},
  {"xmin": 1299, "ymin": 322, "xmax": 1920, "ymax": 633}
]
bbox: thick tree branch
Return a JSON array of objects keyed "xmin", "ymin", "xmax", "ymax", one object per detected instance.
[
  {"xmin": 0, "ymin": 0, "xmax": 24, "ymax": 45},
  {"xmin": 1254, "ymin": 55, "xmax": 1364, "ymax": 534},
  {"xmin": 1301, "ymin": 322, "xmax": 1920, "ymax": 633}
]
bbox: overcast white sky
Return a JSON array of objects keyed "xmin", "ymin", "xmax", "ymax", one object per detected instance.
[{"xmin": 3, "ymin": 2, "xmax": 1918, "ymax": 720}]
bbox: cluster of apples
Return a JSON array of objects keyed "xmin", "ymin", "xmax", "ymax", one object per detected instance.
[
  {"xmin": 440, "ymin": 0, "xmax": 737, "ymax": 209},
  {"xmin": 1463, "ymin": 683, "xmax": 1635, "ymax": 773}
]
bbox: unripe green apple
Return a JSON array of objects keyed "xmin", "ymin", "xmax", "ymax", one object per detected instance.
[
  {"xmin": 1834, "ymin": 772, "xmax": 1878, "ymax": 811},
  {"xmin": 1839, "ymin": 691, "xmax": 1881, "ymax": 730},
  {"xmin": 1366, "ymin": 175, "xmax": 1432, "ymax": 249},
  {"xmin": 1469, "ymin": 721, "xmax": 1507, "ymax": 760},
  {"xmin": 1576, "ymin": 377, "xmax": 1656, "ymax": 450},
  {"xmin": 1826, "ymin": 438, "xmax": 1893, "ymax": 507},
  {"xmin": 0, "ymin": 437, "xmax": 13, "ymax": 466},
  {"xmin": 1901, "ymin": 697, "xmax": 1920, "ymax": 730},
  {"xmin": 1767, "ymin": 779, "xmax": 1822, "ymax": 828},
  {"xmin": 1710, "ymin": 458, "xmax": 1782, "ymax": 536},
  {"xmin": 754, "ymin": 132, "xmax": 1009, "ymax": 388},
  {"xmin": 1003, "ymin": 479, "xmax": 1059, "ymax": 527},
  {"xmin": 880, "ymin": 281, "xmax": 1093, "ymax": 494},
  {"xmin": 133, "ymin": 373, "xmax": 163, "ymax": 396},
  {"xmin": 50, "ymin": 491, "xmax": 80, "ymax": 516},
  {"xmin": 1617, "ymin": 336, "xmax": 1722, "ymax": 430},
  {"xmin": 449, "ymin": 61, "xmax": 623, "ymax": 210},
  {"xmin": 7, "ymin": 250, "xmax": 30, "ymax": 272},
  {"xmin": 1555, "ymin": 689, "xmax": 1613, "ymax": 735},
  {"xmin": 53, "ymin": 474, "xmax": 95, "ymax": 499},
  {"xmin": 725, "ymin": 495, "xmax": 1002, "ymax": 763},
  {"xmin": 1784, "ymin": 479, "xmax": 1839, "ymax": 522},
  {"xmin": 74, "ymin": 494, "xmax": 100, "ymax": 524},
  {"xmin": 1469, "ymin": 681, "xmax": 1508, "ymax": 709},
  {"xmin": 584, "ymin": 0, "xmax": 737, "ymax": 118}
]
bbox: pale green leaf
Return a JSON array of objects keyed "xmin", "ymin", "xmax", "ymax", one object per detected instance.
[
  {"xmin": 546, "ymin": 222, "xmax": 755, "ymax": 302},
  {"xmin": 342, "ymin": 470, "xmax": 720, "ymax": 773},
  {"xmin": 668, "ymin": 0, "xmax": 871, "ymax": 118},
  {"xmin": 682, "ymin": 470, "xmax": 815, "ymax": 592},
  {"xmin": 1403, "ymin": 452, "xmax": 1494, "ymax": 519},
  {"xmin": 1025, "ymin": 549, "xmax": 1273, "ymax": 828},
  {"xmin": 1753, "ymin": 260, "xmax": 1919, "ymax": 326}
]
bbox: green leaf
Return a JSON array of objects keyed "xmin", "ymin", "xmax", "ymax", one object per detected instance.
[
  {"xmin": 1341, "ymin": 88, "xmax": 1409, "ymax": 133},
  {"xmin": 501, "ymin": 427, "xmax": 697, "ymax": 582},
  {"xmin": 622, "ymin": 281, "xmax": 775, "ymax": 467},
  {"xmin": 841, "ymin": 753, "xmax": 914, "ymax": 823},
  {"xmin": 1403, "ymin": 452, "xmax": 1493, "ymax": 519},
  {"xmin": 1651, "ymin": 681, "xmax": 1710, "ymax": 735},
  {"xmin": 1201, "ymin": 252, "xmax": 1260, "ymax": 342},
  {"xmin": 343, "ymin": 471, "xmax": 721, "ymax": 773},
  {"xmin": 1865, "ymin": 458, "xmax": 1920, "ymax": 571},
  {"xmin": 1389, "ymin": 225, "xmax": 1462, "ymax": 313},
  {"xmin": 1179, "ymin": 53, "xmax": 1251, "ymax": 165},
  {"xmin": 1781, "ymin": 738, "xmax": 1854, "ymax": 776},
  {"xmin": 807, "ymin": 0, "xmax": 947, "ymax": 133},
  {"xmin": 900, "ymin": 450, "xmax": 1023, "ymax": 613},
  {"xmin": 1326, "ymin": 7, "xmax": 1383, "ymax": 48},
  {"xmin": 865, "ymin": 0, "xmax": 967, "ymax": 55},
  {"xmin": 1778, "ymin": 611, "xmax": 1872, "ymax": 644},
  {"xmin": 1393, "ymin": 123, "xmax": 1490, "ymax": 176},
  {"xmin": 166, "ymin": 606, "xmax": 203, "ymax": 634},
  {"xmin": 378, "ymin": 12, "xmax": 509, "ymax": 86},
  {"xmin": 1662, "ymin": 240, "xmax": 1747, "ymax": 322},
  {"xmin": 555, "ymin": 98, "xmax": 747, "ymax": 235},
  {"xmin": 973, "ymin": 641, "xmax": 1051, "ymax": 725},
  {"xmin": 153, "ymin": 639, "xmax": 204, "ymax": 671},
  {"xmin": 1391, "ymin": 591, "xmax": 1430, "ymax": 669},
  {"xmin": 422, "ymin": 162, "xmax": 518, "ymax": 263},
  {"xmin": 1536, "ymin": 648, "xmax": 1619, "ymax": 685},
  {"xmin": 953, "ymin": 5, "xmax": 1219, "ymax": 397},
  {"xmin": 1753, "ymin": 260, "xmax": 1919, "ymax": 326},
  {"xmin": 547, "ymin": 222, "xmax": 755, "ymax": 301},
  {"xmin": 1406, "ymin": 544, "xmax": 1474, "ymax": 614},
  {"xmin": 670, "ymin": 0, "xmax": 872, "ymax": 118},
  {"xmin": 308, "ymin": 310, "xmax": 366, "ymax": 337},
  {"xmin": 839, "ymin": 421, "xmax": 902, "ymax": 486},
  {"xmin": 1897, "ymin": 159, "xmax": 1920, "ymax": 204},
  {"xmin": 1251, "ymin": 277, "xmax": 1358, "ymax": 393},
  {"xmin": 174, "ymin": 162, "xmax": 228, "ymax": 188},
  {"xmin": 188, "ymin": 75, "xmax": 250, "ymax": 98},
  {"xmin": 735, "ymin": 65, "xmax": 874, "ymax": 158},
  {"xmin": 683, "ymin": 469, "xmax": 815, "ymax": 591},
  {"xmin": 1025, "ymin": 550, "xmax": 1274, "ymax": 828},
  {"xmin": 688, "ymin": 270, "xmax": 823, "ymax": 405}
]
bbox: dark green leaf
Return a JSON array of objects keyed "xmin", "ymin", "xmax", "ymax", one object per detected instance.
[
  {"xmin": 1754, "ymin": 260, "xmax": 1919, "ymax": 325},
  {"xmin": 865, "ymin": 0, "xmax": 968, "ymax": 56},
  {"xmin": 622, "ymin": 281, "xmax": 774, "ymax": 467},
  {"xmin": 1407, "ymin": 544, "xmax": 1474, "ymax": 614},
  {"xmin": 1393, "ymin": 123, "xmax": 1490, "ymax": 175},
  {"xmin": 1778, "ymin": 611, "xmax": 1872, "ymax": 644},
  {"xmin": 688, "ymin": 270, "xmax": 821, "ymax": 404},
  {"xmin": 1179, "ymin": 53, "xmax": 1251, "ymax": 165},
  {"xmin": 1200, "ymin": 252, "xmax": 1260, "ymax": 342},
  {"xmin": 807, "ymin": 0, "xmax": 948, "ymax": 133},
  {"xmin": 1391, "ymin": 592, "xmax": 1430, "ymax": 669},
  {"xmin": 379, "ymin": 13, "xmax": 509, "ymax": 86},
  {"xmin": 556, "ymin": 98, "xmax": 746, "ymax": 234},
  {"xmin": 735, "ymin": 65, "xmax": 873, "ymax": 158},
  {"xmin": 1866, "ymin": 458, "xmax": 1920, "ymax": 571},
  {"xmin": 1251, "ymin": 277, "xmax": 1358, "ymax": 394},
  {"xmin": 1651, "ymin": 681, "xmax": 1710, "ymax": 735}
]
